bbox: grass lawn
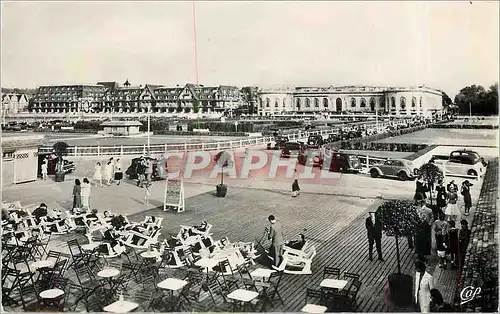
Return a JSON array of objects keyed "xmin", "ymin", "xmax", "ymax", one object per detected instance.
[{"xmin": 374, "ymin": 128, "xmax": 497, "ymax": 146}]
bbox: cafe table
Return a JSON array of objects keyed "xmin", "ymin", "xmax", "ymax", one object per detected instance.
[
  {"xmin": 103, "ymin": 300, "xmax": 139, "ymax": 313},
  {"xmin": 98, "ymin": 268, "xmax": 120, "ymax": 289},
  {"xmin": 157, "ymin": 278, "xmax": 188, "ymax": 296},
  {"xmin": 31, "ymin": 259, "xmax": 56, "ymax": 270},
  {"xmin": 250, "ymin": 268, "xmax": 275, "ymax": 281},
  {"xmin": 301, "ymin": 304, "xmax": 328, "ymax": 313},
  {"xmin": 227, "ymin": 288, "xmax": 259, "ymax": 312},
  {"xmin": 319, "ymin": 279, "xmax": 348, "ymax": 290}
]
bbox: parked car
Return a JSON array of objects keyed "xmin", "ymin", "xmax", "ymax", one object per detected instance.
[
  {"xmin": 369, "ymin": 159, "xmax": 418, "ymax": 181},
  {"xmin": 327, "ymin": 152, "xmax": 362, "ymax": 173},
  {"xmin": 126, "ymin": 157, "xmax": 167, "ymax": 180},
  {"xmin": 432, "ymin": 149, "xmax": 486, "ymax": 177},
  {"xmin": 267, "ymin": 136, "xmax": 289, "ymax": 150},
  {"xmin": 325, "ymin": 133, "xmax": 341, "ymax": 143},
  {"xmin": 280, "ymin": 141, "xmax": 305, "ymax": 159},
  {"xmin": 306, "ymin": 135, "xmax": 324, "ymax": 148},
  {"xmin": 298, "ymin": 149, "xmax": 323, "ymax": 167},
  {"xmin": 38, "ymin": 153, "xmax": 75, "ymax": 176}
]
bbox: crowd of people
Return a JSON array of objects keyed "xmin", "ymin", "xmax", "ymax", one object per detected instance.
[{"xmin": 92, "ymin": 157, "xmax": 123, "ymax": 187}]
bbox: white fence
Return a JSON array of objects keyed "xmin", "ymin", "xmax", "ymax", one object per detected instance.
[{"xmin": 39, "ymin": 127, "xmax": 351, "ymax": 157}]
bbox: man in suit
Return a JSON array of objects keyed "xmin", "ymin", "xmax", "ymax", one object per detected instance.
[
  {"xmin": 267, "ymin": 215, "xmax": 284, "ymax": 268},
  {"xmin": 366, "ymin": 211, "xmax": 384, "ymax": 261}
]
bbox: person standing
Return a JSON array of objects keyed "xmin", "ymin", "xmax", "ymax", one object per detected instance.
[
  {"xmin": 72, "ymin": 179, "xmax": 82, "ymax": 210},
  {"xmin": 267, "ymin": 215, "xmax": 284, "ymax": 268},
  {"xmin": 458, "ymin": 219, "xmax": 471, "ymax": 267},
  {"xmin": 415, "ymin": 193, "xmax": 433, "ymax": 262},
  {"xmin": 444, "ymin": 185, "xmax": 459, "ymax": 221},
  {"xmin": 414, "ymin": 260, "xmax": 434, "ymax": 313},
  {"xmin": 144, "ymin": 157, "xmax": 152, "ymax": 185},
  {"xmin": 461, "ymin": 180, "xmax": 473, "ymax": 216},
  {"xmin": 292, "ymin": 179, "xmax": 300, "ymax": 197},
  {"xmin": 114, "ymin": 158, "xmax": 123, "ymax": 186},
  {"xmin": 447, "ymin": 220, "xmax": 459, "ymax": 268},
  {"xmin": 446, "ymin": 180, "xmax": 458, "ymax": 193},
  {"xmin": 104, "ymin": 161, "xmax": 114, "ymax": 186},
  {"xmin": 81, "ymin": 178, "xmax": 91, "ymax": 210},
  {"xmin": 366, "ymin": 211, "xmax": 384, "ymax": 261},
  {"xmin": 41, "ymin": 160, "xmax": 48, "ymax": 181},
  {"xmin": 137, "ymin": 157, "xmax": 146, "ymax": 187},
  {"xmin": 435, "ymin": 180, "xmax": 447, "ymax": 220},
  {"xmin": 415, "ymin": 177, "xmax": 429, "ymax": 201},
  {"xmin": 93, "ymin": 162, "xmax": 103, "ymax": 187}
]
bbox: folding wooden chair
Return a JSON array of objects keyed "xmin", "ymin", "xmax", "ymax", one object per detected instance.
[{"xmin": 323, "ymin": 266, "xmax": 341, "ymax": 279}]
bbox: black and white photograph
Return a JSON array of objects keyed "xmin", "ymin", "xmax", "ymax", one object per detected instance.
[{"xmin": 1, "ymin": 1, "xmax": 498, "ymax": 313}]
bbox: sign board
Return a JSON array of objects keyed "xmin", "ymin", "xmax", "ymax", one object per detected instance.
[{"xmin": 163, "ymin": 178, "xmax": 185, "ymax": 213}]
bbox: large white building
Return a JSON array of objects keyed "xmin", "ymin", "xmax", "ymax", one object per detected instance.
[
  {"xmin": 1, "ymin": 93, "xmax": 29, "ymax": 115},
  {"xmin": 258, "ymin": 85, "xmax": 443, "ymax": 117}
]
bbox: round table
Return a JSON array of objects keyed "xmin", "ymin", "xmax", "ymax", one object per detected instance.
[
  {"xmin": 97, "ymin": 268, "xmax": 120, "ymax": 278},
  {"xmin": 31, "ymin": 260, "xmax": 56, "ymax": 270},
  {"xmin": 40, "ymin": 288, "xmax": 64, "ymax": 299}
]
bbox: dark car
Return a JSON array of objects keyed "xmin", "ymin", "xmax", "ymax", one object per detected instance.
[
  {"xmin": 306, "ymin": 135, "xmax": 324, "ymax": 148},
  {"xmin": 325, "ymin": 152, "xmax": 362, "ymax": 173},
  {"xmin": 298, "ymin": 149, "xmax": 323, "ymax": 167},
  {"xmin": 126, "ymin": 157, "xmax": 167, "ymax": 180},
  {"xmin": 280, "ymin": 142, "xmax": 305, "ymax": 159},
  {"xmin": 38, "ymin": 153, "xmax": 75, "ymax": 176},
  {"xmin": 325, "ymin": 133, "xmax": 341, "ymax": 143}
]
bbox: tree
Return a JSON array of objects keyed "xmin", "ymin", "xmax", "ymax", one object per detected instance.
[
  {"xmin": 418, "ymin": 163, "xmax": 444, "ymax": 204},
  {"xmin": 214, "ymin": 151, "xmax": 233, "ymax": 186},
  {"xmin": 52, "ymin": 141, "xmax": 69, "ymax": 157},
  {"xmin": 379, "ymin": 199, "xmax": 423, "ymax": 307},
  {"xmin": 454, "ymin": 84, "xmax": 499, "ymax": 116},
  {"xmin": 379, "ymin": 199, "xmax": 422, "ymax": 274}
]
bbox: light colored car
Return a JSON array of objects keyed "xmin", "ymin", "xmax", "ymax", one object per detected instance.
[
  {"xmin": 369, "ymin": 159, "xmax": 419, "ymax": 181},
  {"xmin": 433, "ymin": 150, "xmax": 486, "ymax": 177}
]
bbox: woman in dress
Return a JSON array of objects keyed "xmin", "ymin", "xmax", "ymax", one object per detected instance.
[
  {"xmin": 104, "ymin": 161, "xmax": 114, "ymax": 186},
  {"xmin": 445, "ymin": 185, "xmax": 460, "ymax": 221},
  {"xmin": 93, "ymin": 162, "xmax": 103, "ymax": 187},
  {"xmin": 461, "ymin": 180, "xmax": 473, "ymax": 216},
  {"xmin": 72, "ymin": 179, "xmax": 82, "ymax": 211},
  {"xmin": 114, "ymin": 158, "xmax": 123, "ymax": 185},
  {"xmin": 81, "ymin": 178, "xmax": 91, "ymax": 210}
]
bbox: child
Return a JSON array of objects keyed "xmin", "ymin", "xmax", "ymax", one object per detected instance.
[
  {"xmin": 41, "ymin": 161, "xmax": 48, "ymax": 180},
  {"xmin": 436, "ymin": 227, "xmax": 448, "ymax": 269},
  {"xmin": 144, "ymin": 183, "xmax": 151, "ymax": 206},
  {"xmin": 292, "ymin": 179, "xmax": 300, "ymax": 197}
]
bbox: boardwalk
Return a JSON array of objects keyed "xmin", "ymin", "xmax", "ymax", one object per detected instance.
[{"xmin": 6, "ymin": 187, "xmax": 425, "ymax": 312}]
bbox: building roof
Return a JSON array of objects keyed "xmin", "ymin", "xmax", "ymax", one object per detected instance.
[
  {"xmin": 1, "ymin": 135, "xmax": 44, "ymax": 151},
  {"xmin": 100, "ymin": 121, "xmax": 143, "ymax": 127}
]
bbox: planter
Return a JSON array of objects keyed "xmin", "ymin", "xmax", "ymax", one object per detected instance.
[
  {"xmin": 388, "ymin": 273, "xmax": 413, "ymax": 307},
  {"xmin": 55, "ymin": 172, "xmax": 65, "ymax": 182},
  {"xmin": 216, "ymin": 184, "xmax": 227, "ymax": 197}
]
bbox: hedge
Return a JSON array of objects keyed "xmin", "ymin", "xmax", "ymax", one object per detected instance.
[{"xmin": 431, "ymin": 124, "xmax": 498, "ymax": 129}]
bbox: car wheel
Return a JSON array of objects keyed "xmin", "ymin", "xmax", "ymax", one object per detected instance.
[
  {"xmin": 467, "ymin": 169, "xmax": 478, "ymax": 177},
  {"xmin": 398, "ymin": 171, "xmax": 408, "ymax": 181},
  {"xmin": 370, "ymin": 169, "xmax": 379, "ymax": 178}
]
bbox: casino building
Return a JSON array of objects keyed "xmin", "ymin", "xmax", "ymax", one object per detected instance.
[
  {"xmin": 257, "ymin": 85, "xmax": 443, "ymax": 118},
  {"xmin": 28, "ymin": 81, "xmax": 241, "ymax": 114}
]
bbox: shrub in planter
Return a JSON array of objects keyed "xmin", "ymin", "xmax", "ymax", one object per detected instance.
[
  {"xmin": 214, "ymin": 151, "xmax": 233, "ymax": 198},
  {"xmin": 379, "ymin": 199, "xmax": 423, "ymax": 307}
]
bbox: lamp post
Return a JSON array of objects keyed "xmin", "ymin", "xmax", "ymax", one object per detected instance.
[{"xmin": 147, "ymin": 103, "xmax": 151, "ymax": 152}]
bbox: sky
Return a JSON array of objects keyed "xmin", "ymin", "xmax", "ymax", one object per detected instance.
[{"xmin": 1, "ymin": 1, "xmax": 498, "ymax": 98}]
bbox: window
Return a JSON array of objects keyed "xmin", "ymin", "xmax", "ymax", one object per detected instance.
[
  {"xmin": 3, "ymin": 152, "xmax": 14, "ymax": 160},
  {"xmin": 351, "ymin": 98, "xmax": 356, "ymax": 107},
  {"xmin": 369, "ymin": 97, "xmax": 376, "ymax": 110},
  {"xmin": 296, "ymin": 98, "xmax": 301, "ymax": 108},
  {"xmin": 420, "ymin": 97, "xmax": 423, "ymax": 107},
  {"xmin": 412, "ymin": 96, "xmax": 417, "ymax": 107},
  {"xmin": 274, "ymin": 99, "xmax": 279, "ymax": 107},
  {"xmin": 283, "ymin": 99, "xmax": 286, "ymax": 107},
  {"xmin": 400, "ymin": 97, "xmax": 406, "ymax": 109},
  {"xmin": 391, "ymin": 97, "xmax": 396, "ymax": 107},
  {"xmin": 305, "ymin": 98, "xmax": 311, "ymax": 108},
  {"xmin": 323, "ymin": 98, "xmax": 328, "ymax": 108},
  {"xmin": 360, "ymin": 98, "xmax": 366, "ymax": 107},
  {"xmin": 266, "ymin": 98, "xmax": 270, "ymax": 107}
]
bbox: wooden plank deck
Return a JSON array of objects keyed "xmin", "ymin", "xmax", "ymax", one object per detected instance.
[{"xmin": 7, "ymin": 187, "xmax": 422, "ymax": 312}]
